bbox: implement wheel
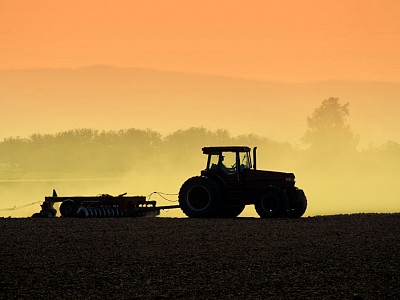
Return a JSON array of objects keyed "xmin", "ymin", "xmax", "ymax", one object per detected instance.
[
  {"xmin": 60, "ymin": 200, "xmax": 78, "ymax": 218},
  {"xmin": 179, "ymin": 176, "xmax": 222, "ymax": 218}
]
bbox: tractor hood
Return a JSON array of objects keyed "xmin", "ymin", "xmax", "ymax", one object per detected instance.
[{"xmin": 245, "ymin": 169, "xmax": 296, "ymax": 184}]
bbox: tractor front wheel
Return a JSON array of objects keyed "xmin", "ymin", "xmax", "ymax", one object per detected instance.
[
  {"xmin": 287, "ymin": 189, "xmax": 307, "ymax": 218},
  {"xmin": 217, "ymin": 204, "xmax": 245, "ymax": 218},
  {"xmin": 255, "ymin": 187, "xmax": 288, "ymax": 218}
]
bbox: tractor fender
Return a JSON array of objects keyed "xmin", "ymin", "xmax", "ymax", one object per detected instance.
[{"xmin": 201, "ymin": 173, "xmax": 228, "ymax": 192}]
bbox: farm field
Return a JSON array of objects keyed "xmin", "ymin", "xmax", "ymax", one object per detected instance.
[{"xmin": 0, "ymin": 214, "xmax": 399, "ymax": 299}]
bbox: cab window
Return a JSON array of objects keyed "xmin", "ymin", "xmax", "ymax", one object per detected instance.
[
  {"xmin": 239, "ymin": 152, "xmax": 251, "ymax": 170},
  {"xmin": 219, "ymin": 152, "xmax": 237, "ymax": 174},
  {"xmin": 209, "ymin": 154, "xmax": 219, "ymax": 170}
]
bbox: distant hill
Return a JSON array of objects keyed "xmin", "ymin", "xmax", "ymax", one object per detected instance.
[{"xmin": 1, "ymin": 66, "xmax": 399, "ymax": 147}]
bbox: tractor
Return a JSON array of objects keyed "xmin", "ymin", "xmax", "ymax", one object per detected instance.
[{"xmin": 179, "ymin": 146, "xmax": 307, "ymax": 218}]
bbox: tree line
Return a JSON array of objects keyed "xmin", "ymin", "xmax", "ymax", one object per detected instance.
[
  {"xmin": 0, "ymin": 127, "xmax": 294, "ymax": 176},
  {"xmin": 0, "ymin": 97, "xmax": 398, "ymax": 178}
]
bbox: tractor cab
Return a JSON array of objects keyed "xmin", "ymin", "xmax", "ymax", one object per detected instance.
[{"xmin": 202, "ymin": 146, "xmax": 255, "ymax": 180}]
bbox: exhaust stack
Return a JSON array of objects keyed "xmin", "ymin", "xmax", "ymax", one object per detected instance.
[{"xmin": 253, "ymin": 147, "xmax": 257, "ymax": 170}]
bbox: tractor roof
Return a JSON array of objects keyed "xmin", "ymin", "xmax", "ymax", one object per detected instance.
[{"xmin": 202, "ymin": 146, "xmax": 251, "ymax": 154}]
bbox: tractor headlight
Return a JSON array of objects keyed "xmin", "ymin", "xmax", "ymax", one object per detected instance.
[{"xmin": 285, "ymin": 177, "xmax": 295, "ymax": 182}]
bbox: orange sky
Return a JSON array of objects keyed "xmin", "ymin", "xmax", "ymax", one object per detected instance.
[
  {"xmin": 1, "ymin": 0, "xmax": 400, "ymax": 81},
  {"xmin": 1, "ymin": 1, "xmax": 400, "ymax": 217}
]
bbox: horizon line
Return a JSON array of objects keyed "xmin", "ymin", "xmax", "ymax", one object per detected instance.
[{"xmin": 1, "ymin": 65, "xmax": 400, "ymax": 84}]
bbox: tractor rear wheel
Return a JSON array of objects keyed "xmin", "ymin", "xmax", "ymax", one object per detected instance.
[
  {"xmin": 255, "ymin": 187, "xmax": 288, "ymax": 218},
  {"xmin": 179, "ymin": 176, "xmax": 222, "ymax": 218},
  {"xmin": 60, "ymin": 200, "xmax": 78, "ymax": 218}
]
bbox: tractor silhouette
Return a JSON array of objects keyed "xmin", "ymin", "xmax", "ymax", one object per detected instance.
[{"xmin": 179, "ymin": 146, "xmax": 307, "ymax": 218}]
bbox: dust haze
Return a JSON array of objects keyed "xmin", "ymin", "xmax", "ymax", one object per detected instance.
[
  {"xmin": 1, "ymin": 67, "xmax": 400, "ymax": 148},
  {"xmin": 0, "ymin": 68, "xmax": 399, "ymax": 217},
  {"xmin": 1, "ymin": 97, "xmax": 399, "ymax": 217}
]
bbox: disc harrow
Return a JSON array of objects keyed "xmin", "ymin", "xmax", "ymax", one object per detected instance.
[{"xmin": 32, "ymin": 189, "xmax": 179, "ymax": 218}]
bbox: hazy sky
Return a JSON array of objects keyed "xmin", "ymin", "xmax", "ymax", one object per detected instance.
[
  {"xmin": 1, "ymin": 0, "xmax": 400, "ymax": 81},
  {"xmin": 1, "ymin": 1, "xmax": 400, "ymax": 217}
]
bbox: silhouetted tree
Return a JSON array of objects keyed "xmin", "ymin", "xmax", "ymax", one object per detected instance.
[{"xmin": 303, "ymin": 97, "xmax": 358, "ymax": 152}]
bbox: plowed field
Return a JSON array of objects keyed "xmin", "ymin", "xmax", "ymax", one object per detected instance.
[{"xmin": 1, "ymin": 214, "xmax": 399, "ymax": 299}]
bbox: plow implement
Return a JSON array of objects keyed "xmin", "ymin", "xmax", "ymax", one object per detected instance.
[{"xmin": 32, "ymin": 190, "xmax": 179, "ymax": 218}]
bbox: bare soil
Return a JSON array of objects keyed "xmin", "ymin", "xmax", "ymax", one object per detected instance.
[{"xmin": 0, "ymin": 214, "xmax": 399, "ymax": 299}]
